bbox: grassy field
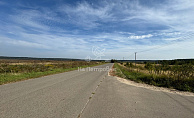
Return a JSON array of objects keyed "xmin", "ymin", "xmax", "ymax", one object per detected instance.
[
  {"xmin": 0, "ymin": 59, "xmax": 104, "ymax": 85},
  {"xmin": 114, "ymin": 63, "xmax": 194, "ymax": 92}
]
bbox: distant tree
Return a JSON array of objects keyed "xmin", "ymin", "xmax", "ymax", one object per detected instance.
[
  {"xmin": 111, "ymin": 59, "xmax": 117, "ymax": 63},
  {"xmin": 144, "ymin": 61, "xmax": 147, "ymax": 64},
  {"xmin": 169, "ymin": 60, "xmax": 178, "ymax": 65},
  {"xmin": 129, "ymin": 62, "xmax": 133, "ymax": 67}
]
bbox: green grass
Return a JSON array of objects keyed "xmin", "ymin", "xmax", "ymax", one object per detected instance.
[
  {"xmin": 114, "ymin": 63, "xmax": 194, "ymax": 92},
  {"xmin": 0, "ymin": 63, "xmax": 105, "ymax": 85}
]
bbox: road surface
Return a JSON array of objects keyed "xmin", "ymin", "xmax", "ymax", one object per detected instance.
[{"xmin": 0, "ymin": 63, "xmax": 194, "ymax": 118}]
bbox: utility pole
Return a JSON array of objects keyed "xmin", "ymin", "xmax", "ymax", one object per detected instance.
[{"xmin": 135, "ymin": 52, "xmax": 137, "ymax": 66}]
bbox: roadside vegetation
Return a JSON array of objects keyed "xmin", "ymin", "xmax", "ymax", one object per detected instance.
[
  {"xmin": 0, "ymin": 59, "xmax": 104, "ymax": 85},
  {"xmin": 114, "ymin": 60, "xmax": 194, "ymax": 92}
]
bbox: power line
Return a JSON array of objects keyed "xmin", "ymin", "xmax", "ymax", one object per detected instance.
[
  {"xmin": 132, "ymin": 33, "xmax": 194, "ymax": 61},
  {"xmin": 136, "ymin": 33, "xmax": 194, "ymax": 53},
  {"xmin": 126, "ymin": 53, "xmax": 134, "ymax": 60},
  {"xmin": 125, "ymin": 33, "xmax": 194, "ymax": 61}
]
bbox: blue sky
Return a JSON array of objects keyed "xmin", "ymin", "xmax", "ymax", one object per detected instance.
[{"xmin": 0, "ymin": 0, "xmax": 194, "ymax": 60}]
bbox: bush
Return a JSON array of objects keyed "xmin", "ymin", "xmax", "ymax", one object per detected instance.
[
  {"xmin": 125, "ymin": 62, "xmax": 129, "ymax": 66},
  {"xmin": 111, "ymin": 59, "xmax": 117, "ymax": 63}
]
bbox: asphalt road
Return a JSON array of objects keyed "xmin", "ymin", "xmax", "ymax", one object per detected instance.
[{"xmin": 0, "ymin": 63, "xmax": 194, "ymax": 118}]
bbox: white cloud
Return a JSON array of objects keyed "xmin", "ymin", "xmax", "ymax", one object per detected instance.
[
  {"xmin": 9, "ymin": 10, "xmax": 49, "ymax": 30},
  {"xmin": 126, "ymin": 0, "xmax": 194, "ymax": 33},
  {"xmin": 128, "ymin": 34, "xmax": 153, "ymax": 39},
  {"xmin": 58, "ymin": 1, "xmax": 113, "ymax": 29},
  {"xmin": 0, "ymin": 36, "xmax": 50, "ymax": 49},
  {"xmin": 0, "ymin": 0, "xmax": 194, "ymax": 59}
]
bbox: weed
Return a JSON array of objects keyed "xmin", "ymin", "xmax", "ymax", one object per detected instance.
[
  {"xmin": 0, "ymin": 60, "xmax": 104, "ymax": 85},
  {"xmin": 114, "ymin": 63, "xmax": 194, "ymax": 92}
]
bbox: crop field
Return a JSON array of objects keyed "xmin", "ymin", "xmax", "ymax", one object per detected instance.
[
  {"xmin": 114, "ymin": 61, "xmax": 194, "ymax": 92},
  {"xmin": 0, "ymin": 59, "xmax": 102, "ymax": 85}
]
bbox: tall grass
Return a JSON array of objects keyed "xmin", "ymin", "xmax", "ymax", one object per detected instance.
[
  {"xmin": 0, "ymin": 60, "xmax": 104, "ymax": 85},
  {"xmin": 114, "ymin": 63, "xmax": 194, "ymax": 92}
]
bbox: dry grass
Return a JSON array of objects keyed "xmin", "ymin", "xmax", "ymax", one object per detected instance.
[
  {"xmin": 0, "ymin": 59, "xmax": 104, "ymax": 85},
  {"xmin": 116, "ymin": 63, "xmax": 194, "ymax": 92}
]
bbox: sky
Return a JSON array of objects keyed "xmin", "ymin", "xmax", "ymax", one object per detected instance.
[{"xmin": 0, "ymin": 0, "xmax": 194, "ymax": 60}]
